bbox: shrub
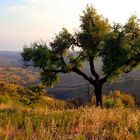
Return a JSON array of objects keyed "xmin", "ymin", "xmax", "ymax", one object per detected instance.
[
  {"xmin": 17, "ymin": 84, "xmax": 46, "ymax": 105},
  {"xmin": 104, "ymin": 90, "xmax": 135, "ymax": 108},
  {"xmin": 27, "ymin": 84, "xmax": 46, "ymax": 96},
  {"xmin": 0, "ymin": 82, "xmax": 18, "ymax": 95},
  {"xmin": 121, "ymin": 93, "xmax": 135, "ymax": 107},
  {"xmin": 19, "ymin": 97, "xmax": 31, "ymax": 105},
  {"xmin": 17, "ymin": 84, "xmax": 46, "ymax": 97},
  {"xmin": 104, "ymin": 98, "xmax": 115, "ymax": 108}
]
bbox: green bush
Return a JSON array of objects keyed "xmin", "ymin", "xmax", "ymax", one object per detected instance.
[
  {"xmin": 19, "ymin": 97, "xmax": 31, "ymax": 105},
  {"xmin": 0, "ymin": 94, "xmax": 14, "ymax": 106},
  {"xmin": 104, "ymin": 90, "xmax": 135, "ymax": 108},
  {"xmin": 104, "ymin": 98, "xmax": 115, "ymax": 108},
  {"xmin": 17, "ymin": 84, "xmax": 46, "ymax": 105}
]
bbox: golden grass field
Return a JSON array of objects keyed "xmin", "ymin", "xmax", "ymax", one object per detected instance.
[
  {"xmin": 0, "ymin": 105, "xmax": 140, "ymax": 139},
  {"xmin": 0, "ymin": 83, "xmax": 140, "ymax": 140}
]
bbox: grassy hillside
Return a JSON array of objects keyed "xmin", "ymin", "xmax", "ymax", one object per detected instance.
[
  {"xmin": 1, "ymin": 106, "xmax": 140, "ymax": 140},
  {"xmin": 0, "ymin": 67, "xmax": 39, "ymax": 85},
  {"xmin": 0, "ymin": 82, "xmax": 140, "ymax": 139},
  {"xmin": 0, "ymin": 83, "xmax": 72, "ymax": 110}
]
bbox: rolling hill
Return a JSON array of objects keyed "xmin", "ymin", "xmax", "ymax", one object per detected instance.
[{"xmin": 0, "ymin": 51, "xmax": 22, "ymax": 66}]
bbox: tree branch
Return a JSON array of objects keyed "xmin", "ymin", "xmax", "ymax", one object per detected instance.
[
  {"xmin": 43, "ymin": 68, "xmax": 67, "ymax": 74},
  {"xmin": 89, "ymin": 56, "xmax": 100, "ymax": 80},
  {"xmin": 60, "ymin": 55, "xmax": 67, "ymax": 67},
  {"xmin": 100, "ymin": 75, "xmax": 108, "ymax": 85},
  {"xmin": 72, "ymin": 35, "xmax": 82, "ymax": 48},
  {"xmin": 123, "ymin": 54, "xmax": 140, "ymax": 73},
  {"xmin": 72, "ymin": 66, "xmax": 95, "ymax": 85},
  {"xmin": 70, "ymin": 51, "xmax": 85, "ymax": 64}
]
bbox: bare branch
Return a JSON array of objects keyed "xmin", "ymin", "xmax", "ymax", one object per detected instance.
[
  {"xmin": 89, "ymin": 56, "xmax": 100, "ymax": 80},
  {"xmin": 100, "ymin": 75, "xmax": 108, "ymax": 85},
  {"xmin": 72, "ymin": 66, "xmax": 95, "ymax": 85},
  {"xmin": 43, "ymin": 68, "xmax": 67, "ymax": 74}
]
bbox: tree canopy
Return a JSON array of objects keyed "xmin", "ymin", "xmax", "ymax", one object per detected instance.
[
  {"xmin": 21, "ymin": 5, "xmax": 140, "ymax": 106},
  {"xmin": 103, "ymin": 16, "xmax": 140, "ymax": 80}
]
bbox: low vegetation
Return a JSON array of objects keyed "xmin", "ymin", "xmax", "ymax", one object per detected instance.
[
  {"xmin": 0, "ymin": 82, "xmax": 72, "ymax": 111},
  {"xmin": 0, "ymin": 82, "xmax": 140, "ymax": 139}
]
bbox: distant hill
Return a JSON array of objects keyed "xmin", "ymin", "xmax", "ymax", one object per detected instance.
[
  {"xmin": 0, "ymin": 51, "xmax": 140, "ymax": 101},
  {"xmin": 0, "ymin": 51, "xmax": 22, "ymax": 66},
  {"xmin": 0, "ymin": 66, "xmax": 39, "ymax": 85}
]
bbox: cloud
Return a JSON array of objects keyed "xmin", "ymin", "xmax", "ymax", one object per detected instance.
[
  {"xmin": 0, "ymin": 0, "xmax": 92, "ymax": 51},
  {"xmin": 4, "ymin": 0, "xmax": 91, "ymax": 33},
  {"xmin": 2, "ymin": 0, "xmax": 140, "ymax": 51},
  {"xmin": 5, "ymin": 1, "xmax": 42, "ymax": 18},
  {"xmin": 5, "ymin": 0, "xmax": 88, "ymax": 18},
  {"xmin": 4, "ymin": 0, "xmax": 140, "ymax": 27}
]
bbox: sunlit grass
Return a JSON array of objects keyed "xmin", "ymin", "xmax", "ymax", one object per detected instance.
[
  {"xmin": 0, "ymin": 106, "xmax": 140, "ymax": 140},
  {"xmin": 0, "ymin": 83, "xmax": 140, "ymax": 139}
]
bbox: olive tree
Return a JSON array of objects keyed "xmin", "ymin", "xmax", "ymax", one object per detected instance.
[{"xmin": 21, "ymin": 5, "xmax": 140, "ymax": 106}]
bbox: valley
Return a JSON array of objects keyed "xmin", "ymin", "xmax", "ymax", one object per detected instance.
[{"xmin": 0, "ymin": 51, "xmax": 140, "ymax": 102}]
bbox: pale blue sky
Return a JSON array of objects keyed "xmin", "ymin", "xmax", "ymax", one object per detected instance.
[{"xmin": 0, "ymin": 0, "xmax": 140, "ymax": 51}]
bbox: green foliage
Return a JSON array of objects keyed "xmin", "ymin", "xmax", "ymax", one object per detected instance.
[
  {"xmin": 50, "ymin": 28, "xmax": 73, "ymax": 55},
  {"xmin": 21, "ymin": 4, "xmax": 110, "ymax": 87},
  {"xmin": 27, "ymin": 84, "xmax": 46, "ymax": 96},
  {"xmin": 0, "ymin": 82, "xmax": 73, "ymax": 110},
  {"xmin": 21, "ymin": 4, "xmax": 140, "ymax": 107},
  {"xmin": 79, "ymin": 4, "xmax": 110, "ymax": 56},
  {"xmin": 22, "ymin": 43, "xmax": 54, "ymax": 68},
  {"xmin": 40, "ymin": 71, "xmax": 60, "ymax": 86},
  {"xmin": 104, "ymin": 98, "xmax": 116, "ymax": 108},
  {"xmin": 19, "ymin": 97, "xmax": 31, "ymax": 105},
  {"xmin": 102, "ymin": 15, "xmax": 140, "ymax": 81},
  {"xmin": 17, "ymin": 84, "xmax": 47, "ymax": 105},
  {"xmin": 104, "ymin": 90, "xmax": 135, "ymax": 108},
  {"xmin": 21, "ymin": 4, "xmax": 140, "ymax": 89}
]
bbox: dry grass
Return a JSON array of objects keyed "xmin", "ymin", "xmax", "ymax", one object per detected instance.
[
  {"xmin": 0, "ymin": 106, "xmax": 140, "ymax": 140},
  {"xmin": 0, "ymin": 83, "xmax": 140, "ymax": 139}
]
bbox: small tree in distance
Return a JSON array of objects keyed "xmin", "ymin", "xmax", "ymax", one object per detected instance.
[{"xmin": 21, "ymin": 5, "xmax": 140, "ymax": 107}]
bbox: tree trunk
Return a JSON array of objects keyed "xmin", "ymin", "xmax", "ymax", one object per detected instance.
[
  {"xmin": 72, "ymin": 66, "xmax": 107, "ymax": 107},
  {"xmin": 94, "ymin": 81, "xmax": 103, "ymax": 107}
]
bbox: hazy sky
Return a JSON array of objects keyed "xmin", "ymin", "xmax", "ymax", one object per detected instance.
[{"xmin": 0, "ymin": 0, "xmax": 140, "ymax": 51}]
